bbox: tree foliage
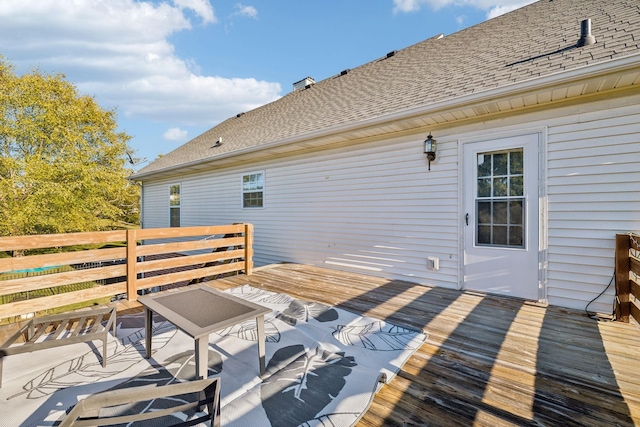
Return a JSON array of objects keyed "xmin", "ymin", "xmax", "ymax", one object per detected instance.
[{"xmin": 0, "ymin": 57, "xmax": 139, "ymax": 236}]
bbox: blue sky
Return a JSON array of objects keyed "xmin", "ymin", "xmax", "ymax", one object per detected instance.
[{"xmin": 0, "ymin": 0, "xmax": 535, "ymax": 169}]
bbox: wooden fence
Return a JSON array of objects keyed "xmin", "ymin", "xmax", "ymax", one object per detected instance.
[
  {"xmin": 615, "ymin": 233, "xmax": 640, "ymax": 323},
  {"xmin": 0, "ymin": 224, "xmax": 253, "ymax": 320}
]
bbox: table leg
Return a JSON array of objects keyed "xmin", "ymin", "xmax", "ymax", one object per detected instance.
[
  {"xmin": 144, "ymin": 308, "xmax": 153, "ymax": 359},
  {"xmin": 256, "ymin": 314, "xmax": 266, "ymax": 377},
  {"xmin": 195, "ymin": 336, "xmax": 208, "ymax": 379}
]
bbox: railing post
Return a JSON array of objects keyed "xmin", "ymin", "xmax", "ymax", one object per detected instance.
[
  {"xmin": 615, "ymin": 233, "xmax": 630, "ymax": 322},
  {"xmin": 244, "ymin": 223, "xmax": 253, "ymax": 275},
  {"xmin": 126, "ymin": 229, "xmax": 138, "ymax": 301}
]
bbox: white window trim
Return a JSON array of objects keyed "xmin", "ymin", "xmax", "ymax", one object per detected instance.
[{"xmin": 241, "ymin": 171, "xmax": 265, "ymax": 209}]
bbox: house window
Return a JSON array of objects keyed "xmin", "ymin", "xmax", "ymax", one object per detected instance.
[
  {"xmin": 242, "ymin": 172, "xmax": 264, "ymax": 208},
  {"xmin": 169, "ymin": 184, "xmax": 181, "ymax": 227}
]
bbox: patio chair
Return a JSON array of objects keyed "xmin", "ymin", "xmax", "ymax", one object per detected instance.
[{"xmin": 58, "ymin": 377, "xmax": 220, "ymax": 427}]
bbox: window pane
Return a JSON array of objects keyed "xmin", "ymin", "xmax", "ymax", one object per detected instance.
[
  {"xmin": 510, "ymin": 150, "xmax": 523, "ymax": 174},
  {"xmin": 477, "ymin": 178, "xmax": 491, "ymax": 197},
  {"xmin": 243, "ymin": 192, "xmax": 263, "ymax": 208},
  {"xmin": 509, "ymin": 200, "xmax": 523, "ymax": 225},
  {"xmin": 510, "ymin": 176, "xmax": 523, "ymax": 196},
  {"xmin": 509, "ymin": 226, "xmax": 523, "ymax": 246},
  {"xmin": 493, "ymin": 177, "xmax": 507, "ymax": 197},
  {"xmin": 493, "ymin": 201, "xmax": 507, "ymax": 224},
  {"xmin": 493, "ymin": 153, "xmax": 507, "ymax": 175},
  {"xmin": 170, "ymin": 207, "xmax": 180, "ymax": 227},
  {"xmin": 478, "ymin": 225, "xmax": 491, "ymax": 244},
  {"xmin": 477, "ymin": 201, "xmax": 491, "ymax": 224},
  {"xmin": 242, "ymin": 173, "xmax": 264, "ymax": 208},
  {"xmin": 477, "ymin": 154, "xmax": 491, "ymax": 177},
  {"xmin": 493, "ymin": 226, "xmax": 507, "ymax": 245},
  {"xmin": 169, "ymin": 185, "xmax": 180, "ymax": 207}
]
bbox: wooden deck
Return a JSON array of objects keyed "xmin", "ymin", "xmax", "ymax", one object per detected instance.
[
  {"xmin": 191, "ymin": 263, "xmax": 640, "ymax": 427},
  {"xmin": 6, "ymin": 261, "xmax": 639, "ymax": 426}
]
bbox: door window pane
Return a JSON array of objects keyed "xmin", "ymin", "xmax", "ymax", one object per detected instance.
[
  {"xmin": 478, "ymin": 226, "xmax": 491, "ymax": 244},
  {"xmin": 510, "ymin": 151, "xmax": 523, "ymax": 174},
  {"xmin": 510, "ymin": 176, "xmax": 523, "ymax": 196},
  {"xmin": 477, "ymin": 178, "xmax": 491, "ymax": 197},
  {"xmin": 493, "ymin": 177, "xmax": 508, "ymax": 197},
  {"xmin": 509, "ymin": 200, "xmax": 523, "ymax": 224},
  {"xmin": 493, "ymin": 226, "xmax": 508, "ymax": 245},
  {"xmin": 493, "ymin": 152, "xmax": 508, "ymax": 175},
  {"xmin": 509, "ymin": 226, "xmax": 523, "ymax": 246},
  {"xmin": 477, "ymin": 201, "xmax": 492, "ymax": 224},
  {"xmin": 493, "ymin": 201, "xmax": 507, "ymax": 224},
  {"xmin": 477, "ymin": 154, "xmax": 491, "ymax": 177}
]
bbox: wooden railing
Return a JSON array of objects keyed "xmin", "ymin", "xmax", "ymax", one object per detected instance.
[
  {"xmin": 0, "ymin": 224, "xmax": 253, "ymax": 320},
  {"xmin": 615, "ymin": 233, "xmax": 640, "ymax": 323}
]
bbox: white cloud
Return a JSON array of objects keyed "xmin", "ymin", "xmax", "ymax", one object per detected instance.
[
  {"xmin": 173, "ymin": 0, "xmax": 217, "ymax": 23},
  {"xmin": 232, "ymin": 3, "xmax": 258, "ymax": 19},
  {"xmin": 0, "ymin": 0, "xmax": 281, "ymax": 128},
  {"xmin": 486, "ymin": 4, "xmax": 525, "ymax": 19},
  {"xmin": 393, "ymin": 0, "xmax": 536, "ymax": 19},
  {"xmin": 163, "ymin": 127, "xmax": 189, "ymax": 141},
  {"xmin": 393, "ymin": 0, "xmax": 450, "ymax": 13}
]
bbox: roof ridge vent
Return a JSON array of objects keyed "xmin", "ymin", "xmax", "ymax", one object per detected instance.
[
  {"xmin": 386, "ymin": 50, "xmax": 397, "ymax": 58},
  {"xmin": 577, "ymin": 18, "xmax": 596, "ymax": 47},
  {"xmin": 293, "ymin": 76, "xmax": 315, "ymax": 91}
]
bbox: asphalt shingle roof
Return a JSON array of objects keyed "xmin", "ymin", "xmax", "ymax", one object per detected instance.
[{"xmin": 136, "ymin": 0, "xmax": 640, "ymax": 177}]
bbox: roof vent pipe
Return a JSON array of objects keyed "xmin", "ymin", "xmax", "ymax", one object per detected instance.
[{"xmin": 577, "ymin": 19, "xmax": 596, "ymax": 47}]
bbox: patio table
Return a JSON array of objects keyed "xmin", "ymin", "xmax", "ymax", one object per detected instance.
[{"xmin": 138, "ymin": 285, "xmax": 271, "ymax": 379}]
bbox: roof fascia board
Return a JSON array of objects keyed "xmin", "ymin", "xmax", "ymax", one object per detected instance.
[{"xmin": 131, "ymin": 53, "xmax": 640, "ymax": 181}]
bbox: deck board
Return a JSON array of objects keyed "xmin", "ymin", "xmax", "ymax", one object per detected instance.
[{"xmin": 209, "ymin": 263, "xmax": 640, "ymax": 426}]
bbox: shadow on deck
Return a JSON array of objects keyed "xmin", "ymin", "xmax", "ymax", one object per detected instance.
[{"xmin": 213, "ymin": 263, "xmax": 640, "ymax": 426}]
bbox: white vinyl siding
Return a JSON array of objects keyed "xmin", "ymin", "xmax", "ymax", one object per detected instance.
[
  {"xmin": 254, "ymin": 140, "xmax": 459, "ymax": 283},
  {"xmin": 139, "ymin": 96, "xmax": 640, "ymax": 314},
  {"xmin": 545, "ymin": 105, "xmax": 640, "ymax": 313},
  {"xmin": 141, "ymin": 133, "xmax": 460, "ymax": 289}
]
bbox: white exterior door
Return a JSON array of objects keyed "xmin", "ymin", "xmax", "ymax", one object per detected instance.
[{"xmin": 463, "ymin": 133, "xmax": 541, "ymax": 300}]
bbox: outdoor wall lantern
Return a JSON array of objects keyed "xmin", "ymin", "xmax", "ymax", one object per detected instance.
[{"xmin": 424, "ymin": 134, "xmax": 437, "ymax": 170}]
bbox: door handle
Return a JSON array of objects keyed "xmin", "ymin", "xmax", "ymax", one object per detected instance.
[{"xmin": 465, "ymin": 213, "xmax": 469, "ymax": 226}]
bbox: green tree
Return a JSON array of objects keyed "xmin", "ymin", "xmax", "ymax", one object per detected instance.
[{"xmin": 0, "ymin": 57, "xmax": 139, "ymax": 236}]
